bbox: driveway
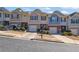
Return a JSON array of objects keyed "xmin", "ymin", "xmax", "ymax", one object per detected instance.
[
  {"xmin": 52, "ymin": 35, "xmax": 79, "ymax": 44},
  {"xmin": 20, "ymin": 33, "xmax": 37, "ymax": 40},
  {"xmin": 0, "ymin": 31, "xmax": 37, "ymax": 40}
]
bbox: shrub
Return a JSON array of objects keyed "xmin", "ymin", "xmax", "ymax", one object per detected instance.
[
  {"xmin": 20, "ymin": 27, "xmax": 26, "ymax": 31},
  {"xmin": 0, "ymin": 24, "xmax": 5, "ymax": 30},
  {"xmin": 43, "ymin": 30, "xmax": 49, "ymax": 34},
  {"xmin": 62, "ymin": 31, "xmax": 72, "ymax": 36}
]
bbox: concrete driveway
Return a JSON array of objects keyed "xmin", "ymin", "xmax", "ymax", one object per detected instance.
[
  {"xmin": 52, "ymin": 35, "xmax": 79, "ymax": 44},
  {"xmin": 0, "ymin": 31, "xmax": 37, "ymax": 40}
]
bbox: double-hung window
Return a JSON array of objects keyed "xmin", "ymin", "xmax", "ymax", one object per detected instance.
[
  {"xmin": 76, "ymin": 19, "xmax": 79, "ymax": 24},
  {"xmin": 11, "ymin": 14, "xmax": 13, "ymax": 19},
  {"xmin": 61, "ymin": 18, "xmax": 66, "ymax": 22},
  {"xmin": 41, "ymin": 16, "xmax": 46, "ymax": 20},
  {"xmin": 5, "ymin": 14, "xmax": 10, "ymax": 18},
  {"xmin": 30, "ymin": 16, "xmax": 38, "ymax": 20},
  {"xmin": 71, "ymin": 19, "xmax": 76, "ymax": 24},
  {"xmin": 0, "ymin": 13, "xmax": 1, "ymax": 17},
  {"xmin": 17, "ymin": 14, "xmax": 20, "ymax": 19}
]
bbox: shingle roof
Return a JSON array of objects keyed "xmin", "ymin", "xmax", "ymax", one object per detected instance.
[
  {"xmin": 31, "ymin": 9, "xmax": 47, "ymax": 14},
  {"xmin": 69, "ymin": 12, "xmax": 79, "ymax": 16},
  {"xmin": 32, "ymin": 9, "xmax": 42, "ymax": 13},
  {"xmin": 0, "ymin": 7, "xmax": 9, "ymax": 12},
  {"xmin": 53, "ymin": 10, "xmax": 64, "ymax": 16},
  {"xmin": 12, "ymin": 8, "xmax": 24, "ymax": 12}
]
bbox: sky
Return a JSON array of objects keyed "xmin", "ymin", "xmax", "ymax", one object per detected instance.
[{"xmin": 5, "ymin": 7, "xmax": 79, "ymax": 14}]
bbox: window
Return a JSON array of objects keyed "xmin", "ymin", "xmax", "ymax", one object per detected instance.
[
  {"xmin": 5, "ymin": 14, "xmax": 10, "ymax": 18},
  {"xmin": 49, "ymin": 16, "xmax": 58, "ymax": 24},
  {"xmin": 11, "ymin": 14, "xmax": 13, "ymax": 19},
  {"xmin": 64, "ymin": 18, "xmax": 66, "ymax": 22},
  {"xmin": 17, "ymin": 14, "xmax": 20, "ymax": 19},
  {"xmin": 76, "ymin": 19, "xmax": 79, "ymax": 24},
  {"xmin": 41, "ymin": 16, "xmax": 46, "ymax": 20},
  {"xmin": 0, "ymin": 13, "xmax": 1, "ymax": 17},
  {"xmin": 71, "ymin": 19, "xmax": 75, "ymax": 24},
  {"xmin": 71, "ymin": 19, "xmax": 79, "ymax": 24},
  {"xmin": 30, "ymin": 16, "xmax": 38, "ymax": 20},
  {"xmin": 61, "ymin": 18, "xmax": 66, "ymax": 22}
]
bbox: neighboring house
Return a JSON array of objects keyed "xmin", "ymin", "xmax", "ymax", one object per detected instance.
[
  {"xmin": 68, "ymin": 12, "xmax": 79, "ymax": 35},
  {"xmin": 10, "ymin": 8, "xmax": 29, "ymax": 28},
  {"xmin": 0, "ymin": 7, "xmax": 10, "ymax": 26},
  {"xmin": 48, "ymin": 11, "xmax": 68, "ymax": 34},
  {"xmin": 28, "ymin": 9, "xmax": 48, "ymax": 32}
]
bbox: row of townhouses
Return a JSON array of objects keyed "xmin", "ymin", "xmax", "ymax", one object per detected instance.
[{"xmin": 0, "ymin": 7, "xmax": 79, "ymax": 35}]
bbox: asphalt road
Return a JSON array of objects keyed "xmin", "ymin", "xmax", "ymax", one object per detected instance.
[{"xmin": 0, "ymin": 37, "xmax": 79, "ymax": 52}]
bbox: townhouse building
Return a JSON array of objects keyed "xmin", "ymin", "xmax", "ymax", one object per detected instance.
[
  {"xmin": 0, "ymin": 7, "xmax": 79, "ymax": 35},
  {"xmin": 68, "ymin": 12, "xmax": 79, "ymax": 35},
  {"xmin": 9, "ymin": 8, "xmax": 29, "ymax": 29},
  {"xmin": 0, "ymin": 7, "xmax": 11, "ymax": 26},
  {"xmin": 48, "ymin": 11, "xmax": 68, "ymax": 34},
  {"xmin": 28, "ymin": 9, "xmax": 48, "ymax": 32}
]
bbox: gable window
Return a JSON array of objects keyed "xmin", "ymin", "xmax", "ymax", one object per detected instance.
[
  {"xmin": 30, "ymin": 16, "xmax": 38, "ymax": 20},
  {"xmin": 41, "ymin": 16, "xmax": 46, "ymax": 20}
]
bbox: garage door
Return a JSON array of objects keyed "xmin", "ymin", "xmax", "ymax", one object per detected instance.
[
  {"xmin": 71, "ymin": 29, "xmax": 78, "ymax": 35},
  {"xmin": 49, "ymin": 27, "xmax": 57, "ymax": 34},
  {"xmin": 29, "ymin": 25, "xmax": 37, "ymax": 32}
]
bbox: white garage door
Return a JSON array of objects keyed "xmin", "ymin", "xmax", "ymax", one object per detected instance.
[
  {"xmin": 49, "ymin": 27, "xmax": 57, "ymax": 34},
  {"xmin": 71, "ymin": 29, "xmax": 78, "ymax": 35},
  {"xmin": 29, "ymin": 25, "xmax": 37, "ymax": 32}
]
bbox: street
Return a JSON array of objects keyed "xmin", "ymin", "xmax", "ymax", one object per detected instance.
[{"xmin": 0, "ymin": 37, "xmax": 79, "ymax": 52}]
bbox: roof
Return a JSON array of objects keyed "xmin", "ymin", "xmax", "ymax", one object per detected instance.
[
  {"xmin": 0, "ymin": 7, "xmax": 9, "ymax": 12},
  {"xmin": 12, "ymin": 8, "xmax": 24, "ymax": 13},
  {"xmin": 53, "ymin": 10, "xmax": 65, "ymax": 16},
  {"xmin": 32, "ymin": 9, "xmax": 42, "ymax": 13},
  {"xmin": 31, "ymin": 9, "xmax": 47, "ymax": 14},
  {"xmin": 69, "ymin": 12, "xmax": 79, "ymax": 16}
]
